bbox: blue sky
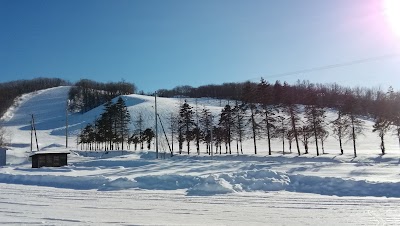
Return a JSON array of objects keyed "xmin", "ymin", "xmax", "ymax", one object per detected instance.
[{"xmin": 1, "ymin": 0, "xmax": 399, "ymax": 92}]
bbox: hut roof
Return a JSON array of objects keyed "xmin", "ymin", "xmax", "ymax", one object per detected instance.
[{"xmin": 29, "ymin": 150, "xmax": 70, "ymax": 157}]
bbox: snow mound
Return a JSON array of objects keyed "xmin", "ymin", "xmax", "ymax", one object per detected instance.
[
  {"xmin": 134, "ymin": 174, "xmax": 201, "ymax": 190},
  {"xmin": 187, "ymin": 175, "xmax": 235, "ymax": 196},
  {"xmin": 131, "ymin": 169, "xmax": 400, "ymax": 197},
  {"xmin": 219, "ymin": 170, "xmax": 290, "ymax": 192},
  {"xmin": 0, "ymin": 173, "xmax": 108, "ymax": 190},
  {"xmin": 133, "ymin": 174, "xmax": 235, "ymax": 195},
  {"xmin": 288, "ymin": 174, "xmax": 400, "ymax": 197},
  {"xmin": 2, "ymin": 168, "xmax": 400, "ymax": 197},
  {"xmin": 99, "ymin": 177, "xmax": 137, "ymax": 191}
]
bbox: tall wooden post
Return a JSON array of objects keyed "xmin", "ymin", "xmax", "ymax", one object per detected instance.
[
  {"xmin": 155, "ymin": 92, "xmax": 159, "ymax": 159},
  {"xmin": 66, "ymin": 100, "xmax": 69, "ymax": 148},
  {"xmin": 30, "ymin": 118, "xmax": 33, "ymax": 152},
  {"xmin": 31, "ymin": 114, "xmax": 39, "ymax": 152}
]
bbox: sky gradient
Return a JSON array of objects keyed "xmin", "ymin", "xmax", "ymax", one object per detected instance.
[{"xmin": 1, "ymin": 0, "xmax": 400, "ymax": 92}]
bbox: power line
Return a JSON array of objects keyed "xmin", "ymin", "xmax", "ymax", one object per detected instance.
[{"xmin": 245, "ymin": 53, "xmax": 400, "ymax": 82}]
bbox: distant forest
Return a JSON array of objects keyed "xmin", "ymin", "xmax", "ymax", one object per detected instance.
[
  {"xmin": 157, "ymin": 80, "xmax": 399, "ymax": 119},
  {"xmin": 0, "ymin": 78, "xmax": 68, "ymax": 118}
]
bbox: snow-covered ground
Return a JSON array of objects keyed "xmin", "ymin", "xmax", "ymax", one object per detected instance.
[
  {"xmin": 1, "ymin": 86, "xmax": 400, "ymax": 225},
  {"xmin": 2, "ymin": 183, "xmax": 400, "ymax": 225}
]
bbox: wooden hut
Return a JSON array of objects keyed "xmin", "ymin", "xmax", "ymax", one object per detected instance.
[
  {"xmin": 0, "ymin": 148, "xmax": 6, "ymax": 166},
  {"xmin": 29, "ymin": 150, "xmax": 70, "ymax": 168}
]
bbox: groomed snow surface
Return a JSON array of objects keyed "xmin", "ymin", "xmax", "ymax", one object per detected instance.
[{"xmin": 1, "ymin": 86, "xmax": 400, "ymax": 225}]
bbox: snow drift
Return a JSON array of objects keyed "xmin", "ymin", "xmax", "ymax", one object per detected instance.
[{"xmin": 1, "ymin": 168, "xmax": 400, "ymax": 198}]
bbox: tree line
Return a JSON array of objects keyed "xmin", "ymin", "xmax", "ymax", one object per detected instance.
[
  {"xmin": 168, "ymin": 79, "xmax": 400, "ymax": 157},
  {"xmin": 68, "ymin": 79, "xmax": 137, "ymax": 113},
  {"xmin": 157, "ymin": 79, "xmax": 393, "ymax": 120}
]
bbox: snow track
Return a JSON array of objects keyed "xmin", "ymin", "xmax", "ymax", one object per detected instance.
[{"xmin": 1, "ymin": 183, "xmax": 399, "ymax": 225}]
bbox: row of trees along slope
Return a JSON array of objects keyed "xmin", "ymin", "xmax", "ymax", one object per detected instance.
[
  {"xmin": 157, "ymin": 79, "xmax": 400, "ymax": 157},
  {"xmin": 68, "ymin": 79, "xmax": 137, "ymax": 113},
  {"xmin": 78, "ymin": 78, "xmax": 400, "ymax": 158},
  {"xmin": 0, "ymin": 78, "xmax": 68, "ymax": 118}
]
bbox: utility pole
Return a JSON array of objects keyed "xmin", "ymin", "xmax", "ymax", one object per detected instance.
[
  {"xmin": 31, "ymin": 114, "xmax": 39, "ymax": 152},
  {"xmin": 66, "ymin": 100, "xmax": 69, "ymax": 148},
  {"xmin": 155, "ymin": 92, "xmax": 159, "ymax": 159},
  {"xmin": 30, "ymin": 117, "xmax": 33, "ymax": 152}
]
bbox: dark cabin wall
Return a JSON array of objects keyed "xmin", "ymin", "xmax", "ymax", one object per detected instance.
[{"xmin": 31, "ymin": 153, "xmax": 68, "ymax": 168}]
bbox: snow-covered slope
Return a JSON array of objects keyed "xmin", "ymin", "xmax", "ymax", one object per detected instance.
[
  {"xmin": 1, "ymin": 86, "xmax": 400, "ymax": 225},
  {"xmin": 3, "ymin": 86, "xmax": 399, "ymax": 156}
]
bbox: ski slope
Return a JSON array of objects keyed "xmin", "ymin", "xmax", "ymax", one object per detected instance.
[{"xmin": 1, "ymin": 86, "xmax": 400, "ymax": 225}]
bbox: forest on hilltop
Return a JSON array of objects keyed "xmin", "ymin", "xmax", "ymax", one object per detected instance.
[
  {"xmin": 0, "ymin": 78, "xmax": 69, "ymax": 118},
  {"xmin": 0, "ymin": 78, "xmax": 137, "ymax": 120},
  {"xmin": 157, "ymin": 79, "xmax": 399, "ymax": 120},
  {"xmin": 67, "ymin": 79, "xmax": 137, "ymax": 113}
]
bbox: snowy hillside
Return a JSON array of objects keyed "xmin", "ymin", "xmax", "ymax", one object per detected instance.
[
  {"xmin": 1, "ymin": 86, "xmax": 400, "ymax": 225},
  {"xmin": 3, "ymin": 86, "xmax": 399, "ymax": 156}
]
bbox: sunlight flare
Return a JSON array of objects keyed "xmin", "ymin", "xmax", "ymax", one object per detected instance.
[{"xmin": 384, "ymin": 0, "xmax": 400, "ymax": 37}]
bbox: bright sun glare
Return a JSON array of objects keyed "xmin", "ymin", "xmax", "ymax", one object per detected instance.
[{"xmin": 384, "ymin": 0, "xmax": 400, "ymax": 37}]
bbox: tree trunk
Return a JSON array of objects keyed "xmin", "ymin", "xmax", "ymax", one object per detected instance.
[
  {"xmin": 352, "ymin": 118, "xmax": 357, "ymax": 158},
  {"xmin": 397, "ymin": 127, "xmax": 400, "ymax": 149},
  {"xmin": 196, "ymin": 135, "xmax": 200, "ymax": 155},
  {"xmin": 381, "ymin": 134, "xmax": 385, "ymax": 155},
  {"xmin": 266, "ymin": 111, "xmax": 272, "ymax": 155},
  {"xmin": 186, "ymin": 123, "xmax": 190, "ymax": 155},
  {"xmin": 236, "ymin": 139, "xmax": 239, "ymax": 155},
  {"xmin": 303, "ymin": 133, "xmax": 308, "ymax": 154},
  {"xmin": 291, "ymin": 114, "xmax": 300, "ymax": 155},
  {"xmin": 228, "ymin": 127, "xmax": 232, "ymax": 154},
  {"xmin": 179, "ymin": 128, "xmax": 182, "ymax": 154},
  {"xmin": 121, "ymin": 112, "xmax": 124, "ymax": 150},
  {"xmin": 237, "ymin": 111, "xmax": 243, "ymax": 155},
  {"xmin": 251, "ymin": 108, "xmax": 257, "ymax": 154},
  {"xmin": 228, "ymin": 136, "xmax": 231, "ymax": 154},
  {"xmin": 304, "ymin": 139, "xmax": 308, "ymax": 154},
  {"xmin": 313, "ymin": 121, "xmax": 319, "ymax": 156},
  {"xmin": 171, "ymin": 130, "xmax": 174, "ymax": 152},
  {"xmin": 339, "ymin": 129, "xmax": 344, "ymax": 154}
]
